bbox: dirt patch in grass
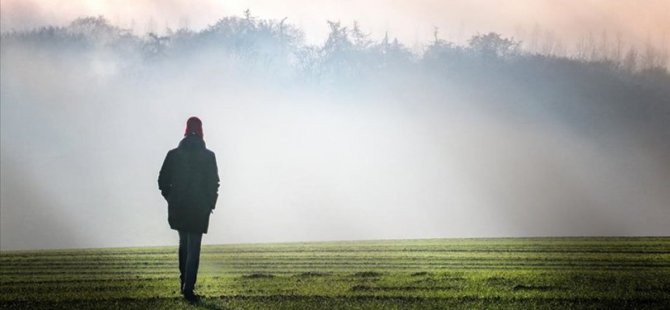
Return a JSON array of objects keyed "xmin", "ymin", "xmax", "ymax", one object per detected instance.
[{"xmin": 295, "ymin": 272, "xmax": 330, "ymax": 278}]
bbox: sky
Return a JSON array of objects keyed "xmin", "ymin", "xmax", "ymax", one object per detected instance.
[
  {"xmin": 1, "ymin": 0, "xmax": 669, "ymax": 251},
  {"xmin": 1, "ymin": 0, "xmax": 669, "ymax": 52}
]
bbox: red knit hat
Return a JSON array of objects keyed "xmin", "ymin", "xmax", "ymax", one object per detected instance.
[{"xmin": 184, "ymin": 116, "xmax": 203, "ymax": 137}]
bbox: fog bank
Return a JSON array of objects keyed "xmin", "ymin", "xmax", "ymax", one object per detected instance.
[{"xmin": 1, "ymin": 15, "xmax": 669, "ymax": 250}]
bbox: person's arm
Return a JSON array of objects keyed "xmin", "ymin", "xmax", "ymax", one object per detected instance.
[
  {"xmin": 158, "ymin": 151, "xmax": 173, "ymax": 200},
  {"xmin": 207, "ymin": 152, "xmax": 220, "ymax": 211}
]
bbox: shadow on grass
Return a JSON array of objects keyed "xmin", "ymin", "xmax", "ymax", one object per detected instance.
[{"xmin": 193, "ymin": 298, "xmax": 229, "ymax": 310}]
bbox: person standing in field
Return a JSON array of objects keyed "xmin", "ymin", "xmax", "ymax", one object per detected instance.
[{"xmin": 158, "ymin": 116, "xmax": 219, "ymax": 303}]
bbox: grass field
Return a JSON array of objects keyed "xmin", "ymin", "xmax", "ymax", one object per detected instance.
[{"xmin": 1, "ymin": 237, "xmax": 669, "ymax": 309}]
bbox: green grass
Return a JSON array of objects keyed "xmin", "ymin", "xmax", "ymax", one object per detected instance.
[{"xmin": 1, "ymin": 237, "xmax": 669, "ymax": 309}]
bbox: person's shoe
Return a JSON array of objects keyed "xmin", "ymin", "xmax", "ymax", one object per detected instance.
[{"xmin": 183, "ymin": 291, "xmax": 201, "ymax": 304}]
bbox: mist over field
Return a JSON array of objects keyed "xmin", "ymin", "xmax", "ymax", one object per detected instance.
[{"xmin": 1, "ymin": 12, "xmax": 669, "ymax": 250}]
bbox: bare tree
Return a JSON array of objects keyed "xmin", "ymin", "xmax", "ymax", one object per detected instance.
[{"xmin": 468, "ymin": 32, "xmax": 520, "ymax": 59}]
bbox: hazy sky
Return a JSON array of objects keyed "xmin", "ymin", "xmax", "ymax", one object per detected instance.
[{"xmin": 1, "ymin": 0, "xmax": 669, "ymax": 51}]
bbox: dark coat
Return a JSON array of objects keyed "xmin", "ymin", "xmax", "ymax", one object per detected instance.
[{"xmin": 158, "ymin": 134, "xmax": 219, "ymax": 234}]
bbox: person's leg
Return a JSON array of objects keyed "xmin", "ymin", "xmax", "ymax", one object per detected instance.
[
  {"xmin": 178, "ymin": 230, "xmax": 187, "ymax": 292},
  {"xmin": 182, "ymin": 231, "xmax": 203, "ymax": 295}
]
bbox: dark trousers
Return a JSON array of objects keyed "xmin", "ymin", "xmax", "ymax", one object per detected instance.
[{"xmin": 178, "ymin": 230, "xmax": 203, "ymax": 294}]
